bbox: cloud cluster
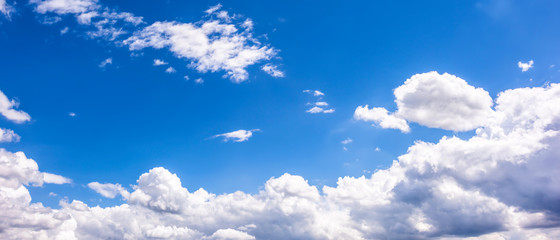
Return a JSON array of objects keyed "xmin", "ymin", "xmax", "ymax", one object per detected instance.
[
  {"xmin": 1, "ymin": 79, "xmax": 559, "ymax": 239},
  {"xmin": 29, "ymin": 1, "xmax": 280, "ymax": 82},
  {"xmin": 355, "ymin": 71, "xmax": 494, "ymax": 132},
  {"xmin": 0, "ymin": 128, "xmax": 20, "ymax": 142},
  {"xmin": 0, "ymin": 0, "xmax": 13, "ymax": 18},
  {"xmin": 303, "ymin": 90, "xmax": 335, "ymax": 114},
  {"xmin": 213, "ymin": 129, "xmax": 260, "ymax": 142},
  {"xmin": 0, "ymin": 90, "xmax": 31, "ymax": 123}
]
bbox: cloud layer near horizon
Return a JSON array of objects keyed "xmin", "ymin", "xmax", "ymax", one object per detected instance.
[{"xmin": 1, "ymin": 78, "xmax": 559, "ymax": 239}]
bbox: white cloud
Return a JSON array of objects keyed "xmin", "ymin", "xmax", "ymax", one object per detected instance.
[
  {"xmin": 98, "ymin": 58, "xmax": 112, "ymax": 68},
  {"xmin": 165, "ymin": 66, "xmax": 176, "ymax": 73},
  {"xmin": 214, "ymin": 129, "xmax": 259, "ymax": 142},
  {"xmin": 195, "ymin": 78, "xmax": 204, "ymax": 84},
  {"xmin": 0, "ymin": 128, "xmax": 20, "ymax": 142},
  {"xmin": 314, "ymin": 101, "xmax": 328, "ymax": 106},
  {"xmin": 30, "ymin": 1, "xmax": 277, "ymax": 83},
  {"xmin": 153, "ymin": 59, "xmax": 168, "ymax": 66},
  {"xmin": 306, "ymin": 106, "xmax": 335, "ymax": 114},
  {"xmin": 354, "ymin": 105, "xmax": 410, "ymax": 133},
  {"xmin": 355, "ymin": 71, "xmax": 493, "ymax": 132},
  {"xmin": 88, "ymin": 182, "xmax": 129, "ymax": 199},
  {"xmin": 60, "ymin": 26, "xmax": 69, "ymax": 34},
  {"xmin": 2, "ymin": 81, "xmax": 560, "ymax": 239},
  {"xmin": 518, "ymin": 60, "xmax": 534, "ymax": 72},
  {"xmin": 303, "ymin": 90, "xmax": 324, "ymax": 96},
  {"xmin": 205, "ymin": 4, "xmax": 222, "ymax": 15},
  {"xmin": 0, "ymin": 0, "xmax": 14, "ymax": 18},
  {"xmin": 0, "ymin": 90, "xmax": 31, "ymax": 123},
  {"xmin": 69, "ymin": 112, "xmax": 76, "ymax": 117},
  {"xmin": 261, "ymin": 64, "xmax": 284, "ymax": 78},
  {"xmin": 341, "ymin": 138, "xmax": 352, "ymax": 145}
]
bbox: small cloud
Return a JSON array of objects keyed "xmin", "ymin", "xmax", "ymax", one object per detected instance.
[
  {"xmin": 303, "ymin": 90, "xmax": 324, "ymax": 96},
  {"xmin": 315, "ymin": 102, "xmax": 328, "ymax": 106},
  {"xmin": 99, "ymin": 58, "xmax": 113, "ymax": 68},
  {"xmin": 341, "ymin": 138, "xmax": 352, "ymax": 145},
  {"xmin": 60, "ymin": 27, "xmax": 69, "ymax": 35},
  {"xmin": 518, "ymin": 60, "xmax": 534, "ymax": 72},
  {"xmin": 213, "ymin": 129, "xmax": 260, "ymax": 142},
  {"xmin": 165, "ymin": 67, "xmax": 176, "ymax": 73},
  {"xmin": 306, "ymin": 106, "xmax": 334, "ymax": 114},
  {"xmin": 49, "ymin": 192, "xmax": 57, "ymax": 197},
  {"xmin": 153, "ymin": 59, "xmax": 168, "ymax": 66},
  {"xmin": 88, "ymin": 182, "xmax": 130, "ymax": 199},
  {"xmin": 205, "ymin": 4, "xmax": 222, "ymax": 14},
  {"xmin": 0, "ymin": 128, "xmax": 20, "ymax": 143},
  {"xmin": 195, "ymin": 78, "xmax": 204, "ymax": 84},
  {"xmin": 184, "ymin": 75, "xmax": 190, "ymax": 81},
  {"xmin": 69, "ymin": 112, "xmax": 76, "ymax": 117},
  {"xmin": 262, "ymin": 64, "xmax": 285, "ymax": 78},
  {"xmin": 375, "ymin": 147, "xmax": 381, "ymax": 152}
]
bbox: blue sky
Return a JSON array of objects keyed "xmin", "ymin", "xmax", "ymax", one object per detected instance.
[{"xmin": 1, "ymin": 0, "xmax": 560, "ymax": 239}]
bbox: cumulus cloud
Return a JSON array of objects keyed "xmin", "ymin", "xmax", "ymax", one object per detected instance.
[
  {"xmin": 2, "ymin": 81, "xmax": 560, "ymax": 239},
  {"xmin": 29, "ymin": 1, "xmax": 276, "ymax": 83},
  {"xmin": 355, "ymin": 71, "xmax": 494, "ymax": 132},
  {"xmin": 518, "ymin": 60, "xmax": 534, "ymax": 72},
  {"xmin": 88, "ymin": 182, "xmax": 129, "ymax": 199},
  {"xmin": 213, "ymin": 129, "xmax": 259, "ymax": 142},
  {"xmin": 0, "ymin": 128, "xmax": 20, "ymax": 142},
  {"xmin": 303, "ymin": 89, "xmax": 324, "ymax": 96},
  {"xmin": 0, "ymin": 90, "xmax": 31, "ymax": 123}
]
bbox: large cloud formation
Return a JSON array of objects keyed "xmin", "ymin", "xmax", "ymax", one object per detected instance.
[
  {"xmin": 28, "ymin": 0, "xmax": 280, "ymax": 82},
  {"xmin": 355, "ymin": 71, "xmax": 494, "ymax": 132},
  {"xmin": 1, "ymin": 79, "xmax": 560, "ymax": 239}
]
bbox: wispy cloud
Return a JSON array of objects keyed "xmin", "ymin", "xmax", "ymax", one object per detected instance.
[
  {"xmin": 518, "ymin": 60, "xmax": 534, "ymax": 72},
  {"xmin": 213, "ymin": 129, "xmax": 260, "ymax": 142}
]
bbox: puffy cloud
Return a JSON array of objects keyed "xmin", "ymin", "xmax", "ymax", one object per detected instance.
[
  {"xmin": 518, "ymin": 60, "xmax": 534, "ymax": 72},
  {"xmin": 354, "ymin": 105, "xmax": 410, "ymax": 133},
  {"xmin": 261, "ymin": 64, "xmax": 284, "ymax": 78},
  {"xmin": 355, "ymin": 72, "xmax": 493, "ymax": 132},
  {"xmin": 2, "ymin": 82, "xmax": 560, "ymax": 239},
  {"xmin": 87, "ymin": 182, "xmax": 129, "ymax": 199},
  {"xmin": 213, "ymin": 129, "xmax": 259, "ymax": 142},
  {"xmin": 0, "ymin": 90, "xmax": 31, "ymax": 123},
  {"xmin": 0, "ymin": 128, "xmax": 20, "ymax": 142},
  {"xmin": 124, "ymin": 17, "xmax": 275, "ymax": 83}
]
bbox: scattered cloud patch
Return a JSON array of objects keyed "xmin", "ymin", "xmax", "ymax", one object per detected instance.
[
  {"xmin": 205, "ymin": 4, "xmax": 222, "ymax": 15},
  {"xmin": 0, "ymin": 90, "xmax": 31, "ymax": 123},
  {"xmin": 213, "ymin": 129, "xmax": 259, "ymax": 142},
  {"xmin": 98, "ymin": 58, "xmax": 112, "ymax": 68},
  {"xmin": 195, "ymin": 78, "xmax": 204, "ymax": 84},
  {"xmin": 68, "ymin": 112, "xmax": 76, "ymax": 117},
  {"xmin": 60, "ymin": 26, "xmax": 69, "ymax": 34},
  {"xmin": 30, "ymin": 1, "xmax": 277, "ymax": 83},
  {"xmin": 303, "ymin": 90, "xmax": 334, "ymax": 114},
  {"xmin": 518, "ymin": 60, "xmax": 534, "ymax": 72},
  {"xmin": 341, "ymin": 137, "xmax": 352, "ymax": 151},
  {"xmin": 355, "ymin": 71, "xmax": 493, "ymax": 132},
  {"xmin": 0, "ymin": 128, "xmax": 20, "ymax": 142}
]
